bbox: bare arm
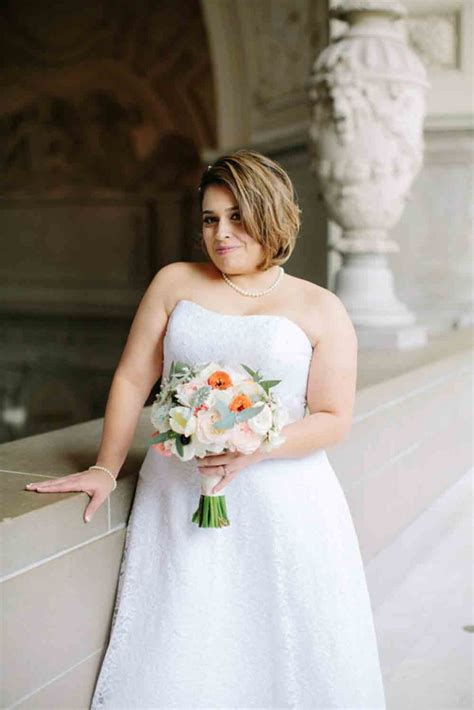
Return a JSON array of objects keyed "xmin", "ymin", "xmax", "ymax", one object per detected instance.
[
  {"xmin": 25, "ymin": 262, "xmax": 185, "ymax": 521},
  {"xmin": 94, "ymin": 262, "xmax": 181, "ymax": 478},
  {"xmin": 262, "ymin": 290, "xmax": 358, "ymax": 460},
  {"xmin": 93, "ymin": 376, "xmax": 153, "ymax": 478}
]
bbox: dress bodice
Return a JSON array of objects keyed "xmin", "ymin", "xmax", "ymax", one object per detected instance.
[{"xmin": 163, "ymin": 299, "xmax": 314, "ymax": 423}]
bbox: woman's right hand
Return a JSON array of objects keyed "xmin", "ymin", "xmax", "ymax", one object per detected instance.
[{"xmin": 24, "ymin": 469, "xmax": 117, "ymax": 523}]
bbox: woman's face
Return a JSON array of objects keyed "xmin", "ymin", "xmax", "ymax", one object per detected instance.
[{"xmin": 201, "ymin": 184, "xmax": 265, "ymax": 274}]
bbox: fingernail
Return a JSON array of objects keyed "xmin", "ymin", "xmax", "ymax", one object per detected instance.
[{"xmin": 85, "ymin": 516, "xmax": 90, "ymax": 523}]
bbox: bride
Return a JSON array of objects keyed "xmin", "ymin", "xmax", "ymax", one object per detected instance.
[{"xmin": 25, "ymin": 149, "xmax": 386, "ymax": 708}]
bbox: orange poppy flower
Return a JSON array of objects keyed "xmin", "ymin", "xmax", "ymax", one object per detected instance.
[
  {"xmin": 229, "ymin": 393, "xmax": 253, "ymax": 412},
  {"xmin": 208, "ymin": 370, "xmax": 233, "ymax": 389}
]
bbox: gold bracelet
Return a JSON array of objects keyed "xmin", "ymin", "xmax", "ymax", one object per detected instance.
[{"xmin": 88, "ymin": 465, "xmax": 117, "ymax": 491}]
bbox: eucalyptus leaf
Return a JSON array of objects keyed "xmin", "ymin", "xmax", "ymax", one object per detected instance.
[
  {"xmin": 213, "ymin": 412, "xmax": 236, "ymax": 430},
  {"xmin": 214, "ymin": 399, "xmax": 231, "ymax": 417},
  {"xmin": 235, "ymin": 404, "xmax": 265, "ymax": 422}
]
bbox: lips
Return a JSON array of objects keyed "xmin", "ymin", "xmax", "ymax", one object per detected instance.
[{"xmin": 216, "ymin": 246, "xmax": 239, "ymax": 254}]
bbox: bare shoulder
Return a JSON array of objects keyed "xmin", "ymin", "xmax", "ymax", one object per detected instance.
[
  {"xmin": 148, "ymin": 261, "xmax": 201, "ymax": 314},
  {"xmin": 312, "ymin": 284, "xmax": 358, "ymax": 346},
  {"xmin": 152, "ymin": 260, "xmax": 195, "ymax": 285},
  {"xmin": 288, "ymin": 276, "xmax": 357, "ymax": 348}
]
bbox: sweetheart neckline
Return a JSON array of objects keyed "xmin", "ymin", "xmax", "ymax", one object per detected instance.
[{"xmin": 171, "ymin": 299, "xmax": 314, "ymax": 351}]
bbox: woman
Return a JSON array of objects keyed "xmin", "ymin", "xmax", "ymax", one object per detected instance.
[{"xmin": 25, "ymin": 149, "xmax": 386, "ymax": 708}]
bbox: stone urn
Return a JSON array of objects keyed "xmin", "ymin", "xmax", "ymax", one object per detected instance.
[{"xmin": 307, "ymin": 0, "xmax": 429, "ymax": 334}]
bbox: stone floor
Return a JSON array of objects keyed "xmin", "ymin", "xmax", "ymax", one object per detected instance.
[{"xmin": 367, "ymin": 469, "xmax": 473, "ymax": 710}]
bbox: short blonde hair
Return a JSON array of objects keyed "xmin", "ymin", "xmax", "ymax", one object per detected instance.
[{"xmin": 197, "ymin": 149, "xmax": 301, "ymax": 271}]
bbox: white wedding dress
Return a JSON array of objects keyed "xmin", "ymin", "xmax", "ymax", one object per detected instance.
[{"xmin": 90, "ymin": 299, "xmax": 386, "ymax": 710}]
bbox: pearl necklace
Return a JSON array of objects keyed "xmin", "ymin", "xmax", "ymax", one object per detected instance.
[{"xmin": 221, "ymin": 266, "xmax": 284, "ymax": 297}]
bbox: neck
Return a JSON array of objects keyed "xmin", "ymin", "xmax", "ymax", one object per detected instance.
[{"xmin": 216, "ymin": 264, "xmax": 281, "ymax": 291}]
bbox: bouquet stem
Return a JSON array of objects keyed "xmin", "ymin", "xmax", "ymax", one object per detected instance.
[{"xmin": 192, "ymin": 472, "xmax": 230, "ymax": 528}]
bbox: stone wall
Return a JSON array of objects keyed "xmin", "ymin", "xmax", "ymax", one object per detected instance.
[{"xmin": 0, "ymin": 0, "xmax": 215, "ymax": 442}]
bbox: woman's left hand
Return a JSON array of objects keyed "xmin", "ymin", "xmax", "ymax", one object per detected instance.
[{"xmin": 197, "ymin": 450, "xmax": 266, "ymax": 494}]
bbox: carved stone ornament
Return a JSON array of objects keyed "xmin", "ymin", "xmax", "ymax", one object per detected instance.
[
  {"xmin": 308, "ymin": 0, "xmax": 428, "ymax": 254},
  {"xmin": 307, "ymin": 1, "xmax": 429, "ymax": 336}
]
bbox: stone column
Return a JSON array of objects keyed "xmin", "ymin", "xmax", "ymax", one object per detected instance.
[{"xmin": 307, "ymin": 0, "xmax": 429, "ymax": 349}]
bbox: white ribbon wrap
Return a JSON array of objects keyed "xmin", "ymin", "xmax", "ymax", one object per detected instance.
[{"xmin": 198, "ymin": 472, "xmax": 225, "ymax": 498}]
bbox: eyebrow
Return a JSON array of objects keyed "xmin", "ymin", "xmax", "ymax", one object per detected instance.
[{"xmin": 202, "ymin": 206, "xmax": 239, "ymax": 215}]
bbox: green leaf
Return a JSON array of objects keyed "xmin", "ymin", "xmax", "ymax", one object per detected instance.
[
  {"xmin": 175, "ymin": 435, "xmax": 184, "ymax": 457},
  {"xmin": 259, "ymin": 378, "xmax": 281, "ymax": 394},
  {"xmin": 240, "ymin": 363, "xmax": 262, "ymax": 382},
  {"xmin": 235, "ymin": 404, "xmax": 265, "ymax": 422},
  {"xmin": 213, "ymin": 412, "xmax": 236, "ymax": 430}
]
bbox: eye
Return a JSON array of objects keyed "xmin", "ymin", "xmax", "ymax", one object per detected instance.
[{"xmin": 202, "ymin": 212, "xmax": 240, "ymax": 224}]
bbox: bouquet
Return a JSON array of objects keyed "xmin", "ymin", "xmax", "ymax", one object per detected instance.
[{"xmin": 148, "ymin": 360, "xmax": 289, "ymax": 528}]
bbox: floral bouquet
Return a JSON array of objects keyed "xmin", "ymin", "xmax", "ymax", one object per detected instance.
[{"xmin": 148, "ymin": 359, "xmax": 289, "ymax": 528}]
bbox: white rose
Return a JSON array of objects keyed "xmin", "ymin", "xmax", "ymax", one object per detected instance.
[
  {"xmin": 247, "ymin": 403, "xmax": 273, "ymax": 436},
  {"xmin": 196, "ymin": 408, "xmax": 229, "ymax": 446},
  {"xmin": 191, "ymin": 434, "xmax": 211, "ymax": 458},
  {"xmin": 175, "ymin": 381, "xmax": 202, "ymax": 406},
  {"xmin": 272, "ymin": 401, "xmax": 290, "ymax": 429},
  {"xmin": 207, "ymin": 387, "xmax": 233, "ymax": 409}
]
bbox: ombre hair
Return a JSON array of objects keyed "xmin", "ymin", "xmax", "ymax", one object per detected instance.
[{"xmin": 196, "ymin": 149, "xmax": 301, "ymax": 271}]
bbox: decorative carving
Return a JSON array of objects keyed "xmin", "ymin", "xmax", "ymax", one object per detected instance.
[
  {"xmin": 308, "ymin": 0, "xmax": 428, "ymax": 252},
  {"xmin": 406, "ymin": 13, "xmax": 459, "ymax": 69},
  {"xmin": 330, "ymin": 0, "xmax": 407, "ymax": 16},
  {"xmin": 308, "ymin": 0, "xmax": 429, "ymax": 330}
]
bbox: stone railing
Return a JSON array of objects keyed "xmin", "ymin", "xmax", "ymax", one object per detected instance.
[{"xmin": 1, "ymin": 327, "xmax": 472, "ymax": 709}]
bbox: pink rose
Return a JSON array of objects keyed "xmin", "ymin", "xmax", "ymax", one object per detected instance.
[
  {"xmin": 196, "ymin": 408, "xmax": 229, "ymax": 445},
  {"xmin": 229, "ymin": 421, "xmax": 262, "ymax": 455}
]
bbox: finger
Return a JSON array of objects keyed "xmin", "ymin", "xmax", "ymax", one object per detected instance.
[
  {"xmin": 198, "ymin": 465, "xmax": 227, "ymax": 476},
  {"xmin": 25, "ymin": 480, "xmax": 82, "ymax": 493},
  {"xmin": 200, "ymin": 457, "xmax": 227, "ymax": 467},
  {"xmin": 25, "ymin": 475, "xmax": 79, "ymax": 489},
  {"xmin": 84, "ymin": 495, "xmax": 105, "ymax": 523}
]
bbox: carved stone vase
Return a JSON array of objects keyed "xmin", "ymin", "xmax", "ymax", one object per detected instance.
[{"xmin": 308, "ymin": 0, "xmax": 429, "ymax": 342}]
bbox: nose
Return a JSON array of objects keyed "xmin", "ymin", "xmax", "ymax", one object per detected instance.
[{"xmin": 215, "ymin": 217, "xmax": 232, "ymax": 239}]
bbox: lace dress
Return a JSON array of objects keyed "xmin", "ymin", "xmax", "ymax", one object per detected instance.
[{"xmin": 90, "ymin": 299, "xmax": 386, "ymax": 709}]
